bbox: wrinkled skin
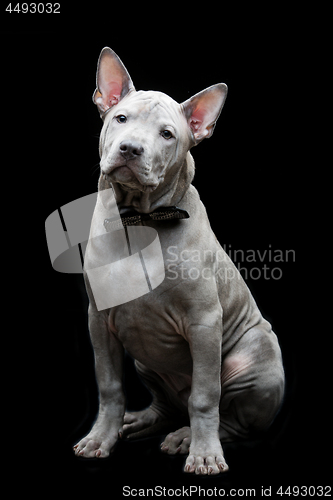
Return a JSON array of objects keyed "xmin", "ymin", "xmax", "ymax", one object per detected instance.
[{"xmin": 74, "ymin": 48, "xmax": 285, "ymax": 475}]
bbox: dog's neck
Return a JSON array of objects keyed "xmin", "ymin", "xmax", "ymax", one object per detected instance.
[{"xmin": 97, "ymin": 152, "xmax": 195, "ymax": 214}]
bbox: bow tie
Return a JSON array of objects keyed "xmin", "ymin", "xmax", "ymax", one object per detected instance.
[{"xmin": 104, "ymin": 206, "xmax": 190, "ymax": 232}]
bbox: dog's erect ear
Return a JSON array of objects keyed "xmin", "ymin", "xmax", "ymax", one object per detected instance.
[
  {"xmin": 181, "ymin": 84, "xmax": 227, "ymax": 144},
  {"xmin": 93, "ymin": 47, "xmax": 135, "ymax": 117}
]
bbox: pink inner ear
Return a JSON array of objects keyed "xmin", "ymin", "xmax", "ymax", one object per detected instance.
[
  {"xmin": 104, "ymin": 80, "xmax": 122, "ymax": 108},
  {"xmin": 109, "ymin": 95, "xmax": 120, "ymax": 106},
  {"xmin": 189, "ymin": 107, "xmax": 206, "ymax": 132}
]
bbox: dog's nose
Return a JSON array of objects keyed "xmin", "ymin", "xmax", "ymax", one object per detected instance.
[{"xmin": 119, "ymin": 141, "xmax": 144, "ymax": 159}]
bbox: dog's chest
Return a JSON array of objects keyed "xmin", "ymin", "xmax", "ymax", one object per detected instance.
[{"xmin": 111, "ymin": 299, "xmax": 192, "ymax": 374}]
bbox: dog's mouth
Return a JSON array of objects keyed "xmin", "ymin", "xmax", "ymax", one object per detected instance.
[
  {"xmin": 112, "ymin": 164, "xmax": 136, "ymax": 181},
  {"xmin": 103, "ymin": 164, "xmax": 159, "ymax": 193},
  {"xmin": 103, "ymin": 164, "xmax": 137, "ymax": 183}
]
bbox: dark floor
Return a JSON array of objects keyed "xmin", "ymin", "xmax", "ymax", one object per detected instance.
[
  {"xmin": 43, "ymin": 348, "xmax": 328, "ymax": 498},
  {"xmin": 58, "ymin": 418, "xmax": 325, "ymax": 497}
]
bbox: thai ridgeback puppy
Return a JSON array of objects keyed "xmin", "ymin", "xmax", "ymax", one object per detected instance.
[{"xmin": 74, "ymin": 47, "xmax": 285, "ymax": 475}]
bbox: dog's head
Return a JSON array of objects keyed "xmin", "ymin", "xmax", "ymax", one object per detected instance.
[{"xmin": 93, "ymin": 47, "xmax": 227, "ymax": 199}]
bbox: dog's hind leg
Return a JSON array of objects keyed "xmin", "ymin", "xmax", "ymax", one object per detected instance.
[{"xmin": 120, "ymin": 360, "xmax": 184, "ymax": 439}]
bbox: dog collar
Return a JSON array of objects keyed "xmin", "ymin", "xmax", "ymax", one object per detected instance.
[{"xmin": 104, "ymin": 206, "xmax": 189, "ymax": 232}]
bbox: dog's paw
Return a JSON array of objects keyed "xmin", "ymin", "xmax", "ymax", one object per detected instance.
[
  {"xmin": 73, "ymin": 430, "xmax": 118, "ymax": 458},
  {"xmin": 160, "ymin": 426, "xmax": 191, "ymax": 454},
  {"xmin": 184, "ymin": 441, "xmax": 228, "ymax": 475},
  {"xmin": 120, "ymin": 406, "xmax": 165, "ymax": 439}
]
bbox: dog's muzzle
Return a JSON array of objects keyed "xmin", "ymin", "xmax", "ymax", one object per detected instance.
[{"xmin": 119, "ymin": 140, "xmax": 144, "ymax": 160}]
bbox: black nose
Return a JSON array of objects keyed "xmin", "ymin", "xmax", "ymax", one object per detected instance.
[{"xmin": 120, "ymin": 141, "xmax": 144, "ymax": 159}]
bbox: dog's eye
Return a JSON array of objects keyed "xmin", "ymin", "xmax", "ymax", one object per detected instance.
[
  {"xmin": 161, "ymin": 130, "xmax": 173, "ymax": 140},
  {"xmin": 116, "ymin": 115, "xmax": 127, "ymax": 123}
]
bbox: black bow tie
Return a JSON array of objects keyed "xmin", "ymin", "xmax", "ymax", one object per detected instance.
[{"xmin": 104, "ymin": 206, "xmax": 190, "ymax": 232}]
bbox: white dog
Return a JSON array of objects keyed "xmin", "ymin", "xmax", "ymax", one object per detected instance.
[{"xmin": 74, "ymin": 47, "xmax": 285, "ymax": 475}]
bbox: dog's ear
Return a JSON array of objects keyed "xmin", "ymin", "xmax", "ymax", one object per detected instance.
[
  {"xmin": 93, "ymin": 47, "xmax": 135, "ymax": 118},
  {"xmin": 181, "ymin": 84, "xmax": 227, "ymax": 144}
]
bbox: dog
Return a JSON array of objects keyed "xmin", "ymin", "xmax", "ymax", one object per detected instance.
[{"xmin": 73, "ymin": 47, "xmax": 285, "ymax": 475}]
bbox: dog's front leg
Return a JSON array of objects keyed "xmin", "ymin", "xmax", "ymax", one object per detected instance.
[
  {"xmin": 74, "ymin": 307, "xmax": 125, "ymax": 458},
  {"xmin": 184, "ymin": 319, "xmax": 229, "ymax": 475}
]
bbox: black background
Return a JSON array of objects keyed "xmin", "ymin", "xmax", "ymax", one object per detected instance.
[{"xmin": 2, "ymin": 12, "xmax": 324, "ymax": 497}]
